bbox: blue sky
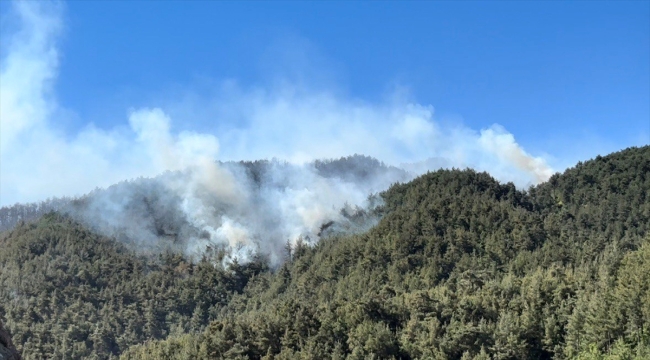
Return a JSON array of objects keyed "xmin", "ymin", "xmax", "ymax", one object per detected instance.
[
  {"xmin": 0, "ymin": 1, "xmax": 649, "ymax": 204},
  {"xmin": 56, "ymin": 1, "xmax": 649, "ymax": 153}
]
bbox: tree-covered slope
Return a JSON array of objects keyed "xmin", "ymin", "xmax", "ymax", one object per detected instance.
[
  {"xmin": 1, "ymin": 146, "xmax": 649, "ymax": 360},
  {"xmin": 121, "ymin": 146, "xmax": 650, "ymax": 360},
  {"xmin": 0, "ymin": 155, "xmax": 408, "ymax": 236},
  {"xmin": 0, "ymin": 214, "xmax": 268, "ymax": 359}
]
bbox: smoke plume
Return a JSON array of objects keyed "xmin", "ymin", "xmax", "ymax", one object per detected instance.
[{"xmin": 0, "ymin": 1, "xmax": 555, "ymax": 263}]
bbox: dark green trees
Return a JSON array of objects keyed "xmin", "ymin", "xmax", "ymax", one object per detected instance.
[{"xmin": 1, "ymin": 146, "xmax": 649, "ymax": 359}]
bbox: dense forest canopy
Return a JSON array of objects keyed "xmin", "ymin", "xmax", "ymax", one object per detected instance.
[{"xmin": 0, "ymin": 146, "xmax": 649, "ymax": 359}]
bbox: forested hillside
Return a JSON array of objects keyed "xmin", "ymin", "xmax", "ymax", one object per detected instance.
[
  {"xmin": 0, "ymin": 155, "xmax": 407, "ymax": 236},
  {"xmin": 1, "ymin": 146, "xmax": 649, "ymax": 359}
]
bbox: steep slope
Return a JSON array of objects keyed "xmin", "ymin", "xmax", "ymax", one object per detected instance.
[
  {"xmin": 1, "ymin": 146, "xmax": 648, "ymax": 360},
  {"xmin": 0, "ymin": 213, "xmax": 267, "ymax": 359},
  {"xmin": 528, "ymin": 145, "xmax": 650, "ymax": 265},
  {"xmin": 0, "ymin": 156, "xmax": 409, "ymax": 262},
  {"xmin": 0, "ymin": 155, "xmax": 408, "ymax": 234},
  {"xmin": 121, "ymin": 146, "xmax": 650, "ymax": 360}
]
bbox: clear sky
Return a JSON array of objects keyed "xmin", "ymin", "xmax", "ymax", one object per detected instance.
[{"xmin": 1, "ymin": 1, "xmax": 649, "ymax": 205}]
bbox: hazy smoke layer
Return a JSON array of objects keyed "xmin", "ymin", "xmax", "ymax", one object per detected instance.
[
  {"xmin": 62, "ymin": 157, "xmax": 406, "ymax": 264},
  {"xmin": 0, "ymin": 2, "xmax": 555, "ymax": 262}
]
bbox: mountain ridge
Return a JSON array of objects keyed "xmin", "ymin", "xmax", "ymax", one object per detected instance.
[{"xmin": 1, "ymin": 146, "xmax": 648, "ymax": 359}]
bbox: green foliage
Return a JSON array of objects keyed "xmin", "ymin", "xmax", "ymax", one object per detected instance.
[
  {"xmin": 2, "ymin": 146, "xmax": 649, "ymax": 359},
  {"xmin": 0, "ymin": 213, "xmax": 267, "ymax": 359}
]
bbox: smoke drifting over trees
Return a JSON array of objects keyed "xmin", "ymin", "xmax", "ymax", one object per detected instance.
[
  {"xmin": 0, "ymin": 1, "xmax": 557, "ymax": 262},
  {"xmin": 1, "ymin": 1, "xmax": 553, "ymax": 204},
  {"xmin": 1, "ymin": 156, "xmax": 409, "ymax": 264},
  {"xmin": 1, "ymin": 146, "xmax": 648, "ymax": 359},
  {"xmin": 67, "ymin": 156, "xmax": 410, "ymax": 264},
  {"xmin": 1, "ymin": 3, "xmax": 648, "ymax": 359}
]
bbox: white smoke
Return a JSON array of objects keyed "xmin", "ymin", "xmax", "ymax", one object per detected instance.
[{"xmin": 0, "ymin": 1, "xmax": 555, "ymax": 263}]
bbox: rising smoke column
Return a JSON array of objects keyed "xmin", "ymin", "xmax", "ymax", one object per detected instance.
[
  {"xmin": 478, "ymin": 125, "xmax": 554, "ymax": 184},
  {"xmin": 1, "ymin": 1, "xmax": 556, "ymax": 264}
]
